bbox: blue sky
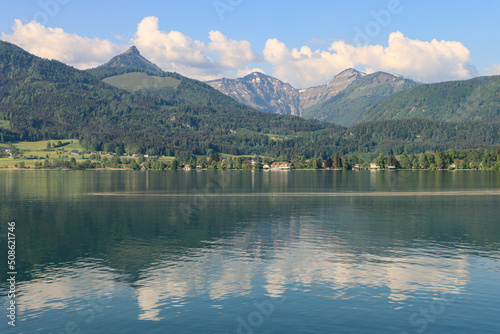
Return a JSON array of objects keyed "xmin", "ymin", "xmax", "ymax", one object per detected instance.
[{"xmin": 1, "ymin": 0, "xmax": 499, "ymax": 87}]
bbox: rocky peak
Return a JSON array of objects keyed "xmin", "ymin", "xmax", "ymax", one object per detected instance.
[
  {"xmin": 124, "ymin": 46, "xmax": 140, "ymax": 55},
  {"xmin": 101, "ymin": 46, "xmax": 162, "ymax": 72}
]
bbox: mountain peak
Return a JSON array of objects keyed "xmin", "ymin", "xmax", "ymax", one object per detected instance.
[
  {"xmin": 124, "ymin": 46, "xmax": 140, "ymax": 55},
  {"xmin": 334, "ymin": 68, "xmax": 366, "ymax": 79},
  {"xmin": 101, "ymin": 46, "xmax": 162, "ymax": 72},
  {"xmin": 243, "ymin": 71, "xmax": 268, "ymax": 79}
]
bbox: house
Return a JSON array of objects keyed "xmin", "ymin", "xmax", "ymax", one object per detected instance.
[
  {"xmin": 132, "ymin": 154, "xmax": 139, "ymax": 159},
  {"xmin": 90, "ymin": 151, "xmax": 98, "ymax": 155},
  {"xmin": 352, "ymin": 164, "xmax": 362, "ymax": 170},
  {"xmin": 271, "ymin": 162, "xmax": 294, "ymax": 170},
  {"xmin": 370, "ymin": 163, "xmax": 378, "ymax": 169},
  {"xmin": 19, "ymin": 155, "xmax": 25, "ymax": 159},
  {"xmin": 387, "ymin": 166, "xmax": 396, "ymax": 170},
  {"xmin": 71, "ymin": 150, "xmax": 79, "ymax": 155},
  {"xmin": 263, "ymin": 164, "xmax": 270, "ymax": 170}
]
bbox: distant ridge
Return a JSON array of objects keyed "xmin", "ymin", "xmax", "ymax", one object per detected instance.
[{"xmin": 102, "ymin": 46, "xmax": 162, "ymax": 72}]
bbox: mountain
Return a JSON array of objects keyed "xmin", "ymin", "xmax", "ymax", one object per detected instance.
[
  {"xmin": 207, "ymin": 69, "xmax": 419, "ymax": 125},
  {"xmin": 207, "ymin": 72, "xmax": 301, "ymax": 115},
  {"xmin": 86, "ymin": 48, "xmax": 252, "ymax": 109},
  {"xmin": 301, "ymin": 71, "xmax": 419, "ymax": 125},
  {"xmin": 361, "ymin": 76, "xmax": 500, "ymax": 123},
  {"xmin": 299, "ymin": 68, "xmax": 367, "ymax": 111},
  {"xmin": 101, "ymin": 46, "xmax": 162, "ymax": 72},
  {"xmin": 0, "ymin": 40, "xmax": 333, "ymax": 157},
  {"xmin": 1, "ymin": 41, "xmax": 499, "ymax": 159}
]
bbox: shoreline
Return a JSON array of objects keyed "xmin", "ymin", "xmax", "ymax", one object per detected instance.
[{"xmin": 0, "ymin": 168, "xmax": 494, "ymax": 172}]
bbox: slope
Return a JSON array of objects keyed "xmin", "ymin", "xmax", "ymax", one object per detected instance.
[
  {"xmin": 87, "ymin": 47, "xmax": 251, "ymax": 110},
  {"xmin": 301, "ymin": 72, "xmax": 419, "ymax": 125},
  {"xmin": 362, "ymin": 75, "xmax": 500, "ymax": 123},
  {"xmin": 207, "ymin": 72, "xmax": 301, "ymax": 115}
]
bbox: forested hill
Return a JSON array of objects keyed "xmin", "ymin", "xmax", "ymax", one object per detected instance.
[
  {"xmin": 362, "ymin": 75, "xmax": 500, "ymax": 123},
  {"xmin": 85, "ymin": 66, "xmax": 249, "ymax": 111}
]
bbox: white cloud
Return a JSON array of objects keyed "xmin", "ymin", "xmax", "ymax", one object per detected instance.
[
  {"xmin": 263, "ymin": 32, "xmax": 476, "ymax": 88},
  {"xmin": 1, "ymin": 18, "xmax": 478, "ymax": 86},
  {"xmin": 131, "ymin": 16, "xmax": 261, "ymax": 80},
  {"xmin": 263, "ymin": 38, "xmax": 356, "ymax": 88},
  {"xmin": 335, "ymin": 32, "xmax": 475, "ymax": 83},
  {"xmin": 208, "ymin": 30, "xmax": 261, "ymax": 68},
  {"xmin": 1, "ymin": 20, "xmax": 126, "ymax": 69},
  {"xmin": 1, "ymin": 17, "xmax": 262, "ymax": 80},
  {"xmin": 237, "ymin": 67, "xmax": 266, "ymax": 77},
  {"xmin": 484, "ymin": 64, "xmax": 500, "ymax": 76}
]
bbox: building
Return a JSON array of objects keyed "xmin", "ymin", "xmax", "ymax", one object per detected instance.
[
  {"xmin": 352, "ymin": 164, "xmax": 362, "ymax": 170},
  {"xmin": 270, "ymin": 162, "xmax": 294, "ymax": 170},
  {"xmin": 71, "ymin": 150, "xmax": 79, "ymax": 155},
  {"xmin": 370, "ymin": 163, "xmax": 378, "ymax": 169}
]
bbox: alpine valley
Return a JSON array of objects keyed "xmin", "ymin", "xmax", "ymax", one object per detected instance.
[{"xmin": 1, "ymin": 41, "xmax": 500, "ymax": 160}]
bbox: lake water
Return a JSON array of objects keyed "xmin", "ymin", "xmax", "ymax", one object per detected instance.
[{"xmin": 0, "ymin": 170, "xmax": 499, "ymax": 334}]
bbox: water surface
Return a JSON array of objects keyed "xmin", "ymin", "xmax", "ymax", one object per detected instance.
[{"xmin": 0, "ymin": 170, "xmax": 499, "ymax": 333}]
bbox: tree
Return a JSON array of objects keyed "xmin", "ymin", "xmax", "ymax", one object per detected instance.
[
  {"xmin": 325, "ymin": 158, "xmax": 333, "ymax": 168},
  {"xmin": 253, "ymin": 161, "xmax": 263, "ymax": 170},
  {"xmin": 46, "ymin": 142, "xmax": 52, "ymax": 149},
  {"xmin": 170, "ymin": 159, "xmax": 179, "ymax": 170},
  {"xmin": 129, "ymin": 159, "xmax": 139, "ymax": 170},
  {"xmin": 376, "ymin": 153, "xmax": 386, "ymax": 169},
  {"xmin": 209, "ymin": 153, "xmax": 220, "ymax": 163},
  {"xmin": 333, "ymin": 153, "xmax": 342, "ymax": 168},
  {"xmin": 388, "ymin": 154, "xmax": 400, "ymax": 169}
]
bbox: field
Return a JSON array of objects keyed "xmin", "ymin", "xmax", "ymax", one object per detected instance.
[
  {"xmin": 0, "ymin": 139, "xmax": 181, "ymax": 168},
  {"xmin": 102, "ymin": 72, "xmax": 181, "ymax": 92},
  {"xmin": 0, "ymin": 140, "xmax": 89, "ymax": 168}
]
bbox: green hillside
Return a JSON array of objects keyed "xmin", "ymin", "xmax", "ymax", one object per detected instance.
[
  {"xmin": 302, "ymin": 72, "xmax": 419, "ymax": 126},
  {"xmin": 362, "ymin": 75, "xmax": 500, "ymax": 123},
  {"xmin": 102, "ymin": 72, "xmax": 181, "ymax": 91}
]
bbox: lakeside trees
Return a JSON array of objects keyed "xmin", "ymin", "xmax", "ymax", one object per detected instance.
[{"xmin": 16, "ymin": 146, "xmax": 499, "ymax": 171}]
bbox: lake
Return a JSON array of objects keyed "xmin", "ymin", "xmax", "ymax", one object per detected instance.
[{"xmin": 0, "ymin": 170, "xmax": 499, "ymax": 333}]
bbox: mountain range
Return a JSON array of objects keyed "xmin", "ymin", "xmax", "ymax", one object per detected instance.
[
  {"xmin": 1, "ymin": 41, "xmax": 499, "ymax": 158},
  {"xmin": 207, "ymin": 69, "xmax": 420, "ymax": 126}
]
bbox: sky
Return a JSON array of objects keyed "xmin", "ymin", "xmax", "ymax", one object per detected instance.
[{"xmin": 1, "ymin": 0, "xmax": 500, "ymax": 88}]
